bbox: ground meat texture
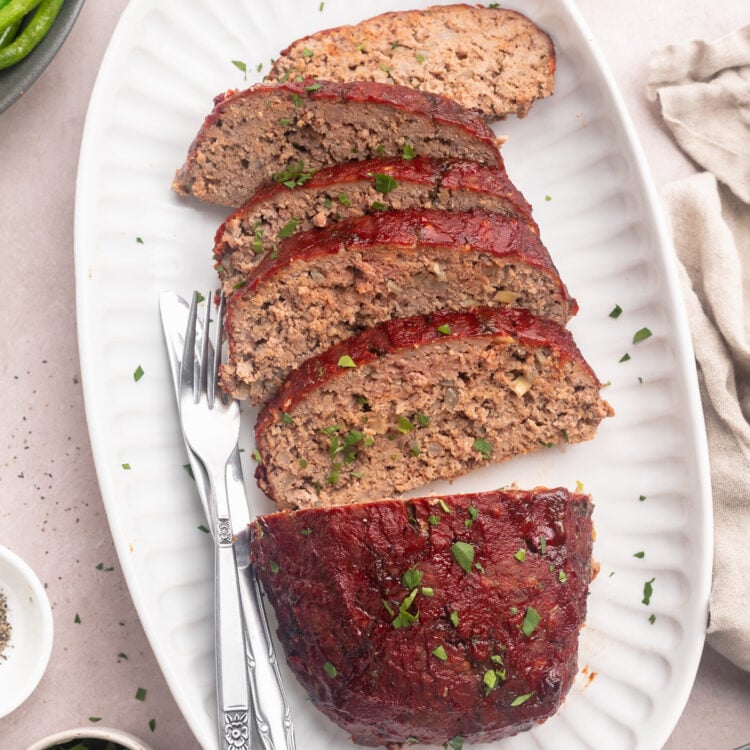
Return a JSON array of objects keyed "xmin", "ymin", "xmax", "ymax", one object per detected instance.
[
  {"xmin": 265, "ymin": 4, "xmax": 555, "ymax": 121},
  {"xmin": 253, "ymin": 308, "xmax": 612, "ymax": 509},
  {"xmin": 220, "ymin": 209, "xmax": 575, "ymax": 405},
  {"xmin": 249, "ymin": 488, "xmax": 593, "ymax": 747},
  {"xmin": 173, "ymin": 80, "xmax": 503, "ymax": 207},
  {"xmin": 214, "ymin": 156, "xmax": 538, "ymax": 294}
]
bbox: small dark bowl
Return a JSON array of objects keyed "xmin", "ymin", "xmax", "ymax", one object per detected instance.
[{"xmin": 0, "ymin": 0, "xmax": 86, "ymax": 114}]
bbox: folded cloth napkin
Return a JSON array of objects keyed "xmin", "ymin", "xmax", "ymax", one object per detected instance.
[{"xmin": 647, "ymin": 26, "xmax": 750, "ymax": 672}]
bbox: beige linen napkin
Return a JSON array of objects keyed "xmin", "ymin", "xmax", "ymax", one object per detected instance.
[{"xmin": 647, "ymin": 26, "xmax": 750, "ymax": 671}]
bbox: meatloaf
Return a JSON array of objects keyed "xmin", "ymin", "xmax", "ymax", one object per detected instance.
[
  {"xmin": 249, "ymin": 487, "xmax": 594, "ymax": 747},
  {"xmin": 265, "ymin": 4, "xmax": 555, "ymax": 121},
  {"xmin": 173, "ymin": 80, "xmax": 503, "ymax": 207},
  {"xmin": 253, "ymin": 307, "xmax": 612, "ymax": 509},
  {"xmin": 215, "ymin": 156, "xmax": 537, "ymax": 293},
  {"xmin": 220, "ymin": 209, "xmax": 576, "ymax": 405}
]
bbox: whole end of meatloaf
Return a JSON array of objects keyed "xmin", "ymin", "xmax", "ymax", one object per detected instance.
[
  {"xmin": 265, "ymin": 4, "xmax": 555, "ymax": 121},
  {"xmin": 220, "ymin": 208, "xmax": 575, "ymax": 405},
  {"xmin": 172, "ymin": 80, "xmax": 503, "ymax": 207},
  {"xmin": 249, "ymin": 487, "xmax": 593, "ymax": 746},
  {"xmin": 253, "ymin": 307, "xmax": 613, "ymax": 509},
  {"xmin": 213, "ymin": 156, "xmax": 538, "ymax": 293}
]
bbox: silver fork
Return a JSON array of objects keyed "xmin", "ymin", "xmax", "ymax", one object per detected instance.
[{"xmin": 179, "ymin": 290, "xmax": 251, "ymax": 750}]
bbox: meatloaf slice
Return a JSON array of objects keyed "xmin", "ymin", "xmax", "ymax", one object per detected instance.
[
  {"xmin": 253, "ymin": 307, "xmax": 612, "ymax": 509},
  {"xmin": 249, "ymin": 487, "xmax": 593, "ymax": 746},
  {"xmin": 173, "ymin": 80, "xmax": 503, "ymax": 207},
  {"xmin": 265, "ymin": 4, "xmax": 555, "ymax": 121},
  {"xmin": 214, "ymin": 156, "xmax": 537, "ymax": 293},
  {"xmin": 220, "ymin": 208, "xmax": 575, "ymax": 405}
]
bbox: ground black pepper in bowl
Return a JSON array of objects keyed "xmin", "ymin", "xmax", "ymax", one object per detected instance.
[{"xmin": 0, "ymin": 589, "xmax": 11, "ymax": 660}]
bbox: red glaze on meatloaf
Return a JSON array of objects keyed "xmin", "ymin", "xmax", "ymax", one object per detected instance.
[
  {"xmin": 173, "ymin": 80, "xmax": 503, "ymax": 206},
  {"xmin": 213, "ymin": 156, "xmax": 539, "ymax": 291},
  {"xmin": 249, "ymin": 488, "xmax": 594, "ymax": 746}
]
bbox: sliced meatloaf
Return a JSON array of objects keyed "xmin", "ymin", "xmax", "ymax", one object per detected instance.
[
  {"xmin": 249, "ymin": 487, "xmax": 593, "ymax": 746},
  {"xmin": 214, "ymin": 156, "xmax": 537, "ymax": 293},
  {"xmin": 173, "ymin": 80, "xmax": 503, "ymax": 207},
  {"xmin": 253, "ymin": 307, "xmax": 612, "ymax": 509},
  {"xmin": 265, "ymin": 4, "xmax": 555, "ymax": 121},
  {"xmin": 220, "ymin": 208, "xmax": 576, "ymax": 405}
]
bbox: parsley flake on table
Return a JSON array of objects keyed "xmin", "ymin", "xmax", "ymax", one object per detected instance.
[
  {"xmin": 149, "ymin": 718, "xmax": 156, "ymax": 732},
  {"xmin": 639, "ymin": 494, "xmax": 647, "ymax": 502},
  {"xmin": 135, "ymin": 236, "xmax": 144, "ymax": 244},
  {"xmin": 451, "ymin": 541, "xmax": 475, "ymax": 573},
  {"xmin": 649, "ymin": 614, "xmax": 656, "ymax": 625},
  {"xmin": 135, "ymin": 687, "xmax": 147, "ymax": 702},
  {"xmin": 609, "ymin": 304, "xmax": 623, "ymax": 318},
  {"xmin": 231, "ymin": 60, "xmax": 247, "ymax": 79},
  {"xmin": 619, "ymin": 352, "xmax": 631, "ymax": 362},
  {"xmin": 633, "ymin": 551, "xmax": 645, "ymax": 559},
  {"xmin": 198, "ymin": 524, "xmax": 210, "ymax": 534},
  {"xmin": 446, "ymin": 737, "xmax": 464, "ymax": 750},
  {"xmin": 89, "ymin": 716, "xmax": 101, "ymax": 723},
  {"xmin": 121, "ymin": 463, "xmax": 131, "ymax": 470},
  {"xmin": 133, "ymin": 365, "xmax": 144, "ymax": 382},
  {"xmin": 74, "ymin": 613, "xmax": 81, "ymax": 624}
]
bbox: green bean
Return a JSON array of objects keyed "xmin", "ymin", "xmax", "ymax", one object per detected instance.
[
  {"xmin": 0, "ymin": 0, "xmax": 42, "ymax": 30},
  {"xmin": 0, "ymin": 0, "xmax": 63, "ymax": 70},
  {"xmin": 0, "ymin": 19, "xmax": 21, "ymax": 48}
]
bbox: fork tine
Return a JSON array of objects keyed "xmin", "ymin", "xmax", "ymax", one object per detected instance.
[
  {"xmin": 199, "ymin": 291, "xmax": 211, "ymax": 405},
  {"xmin": 208, "ymin": 289, "xmax": 225, "ymax": 408},
  {"xmin": 181, "ymin": 291, "xmax": 199, "ymax": 400}
]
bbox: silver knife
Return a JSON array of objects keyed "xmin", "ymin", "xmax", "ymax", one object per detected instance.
[{"xmin": 159, "ymin": 291, "xmax": 296, "ymax": 750}]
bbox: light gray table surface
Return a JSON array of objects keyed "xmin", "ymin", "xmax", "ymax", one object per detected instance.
[{"xmin": 1, "ymin": 1, "xmax": 749, "ymax": 749}]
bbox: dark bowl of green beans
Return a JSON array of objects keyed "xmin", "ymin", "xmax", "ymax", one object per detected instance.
[{"xmin": 0, "ymin": 0, "xmax": 85, "ymax": 114}]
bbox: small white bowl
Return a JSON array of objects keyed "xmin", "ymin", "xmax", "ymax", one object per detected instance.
[
  {"xmin": 26, "ymin": 726, "xmax": 155, "ymax": 750},
  {"xmin": 0, "ymin": 545, "xmax": 54, "ymax": 719}
]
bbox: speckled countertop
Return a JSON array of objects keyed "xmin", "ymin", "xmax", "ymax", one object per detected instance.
[{"xmin": 0, "ymin": 2, "xmax": 749, "ymax": 749}]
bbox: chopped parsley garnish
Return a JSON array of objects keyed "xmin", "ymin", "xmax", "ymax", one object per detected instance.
[
  {"xmin": 410, "ymin": 443, "xmax": 421, "ymax": 457},
  {"xmin": 183, "ymin": 463, "xmax": 195, "ymax": 480},
  {"xmin": 321, "ymin": 425, "xmax": 340, "ymax": 435},
  {"xmin": 540, "ymin": 536, "xmax": 547, "ymax": 554},
  {"xmin": 319, "ymin": 1, "xmax": 324, "ymax": 10},
  {"xmin": 337, "ymin": 192, "xmax": 351, "ymax": 207},
  {"xmin": 521, "ymin": 606, "xmax": 540, "ymax": 636},
  {"xmin": 402, "ymin": 144, "xmax": 415, "ymax": 160},
  {"xmin": 231, "ymin": 60, "xmax": 247, "ymax": 79},
  {"xmin": 305, "ymin": 82, "xmax": 322, "ymax": 92},
  {"xmin": 488, "ymin": 2, "xmax": 500, "ymax": 7},
  {"xmin": 511, "ymin": 692, "xmax": 534, "ymax": 706},
  {"xmin": 74, "ymin": 613, "xmax": 81, "ymax": 624},
  {"xmin": 256, "ymin": 62, "xmax": 263, "ymax": 72},
  {"xmin": 337, "ymin": 354, "xmax": 356, "ymax": 368},
  {"xmin": 277, "ymin": 217, "xmax": 299, "ymax": 238},
  {"xmin": 252, "ymin": 449, "xmax": 262, "ymax": 463},
  {"xmin": 89, "ymin": 716, "xmax": 101, "ymax": 723},
  {"xmin": 545, "ymin": 194, "xmax": 552, "ymax": 201},
  {"xmin": 281, "ymin": 411, "xmax": 294, "ymax": 424},
  {"xmin": 300, "ymin": 528, "xmax": 312, "ymax": 536},
  {"xmin": 561, "ymin": 428, "xmax": 570, "ymax": 443},
  {"xmin": 619, "ymin": 352, "xmax": 631, "ymax": 362},
  {"xmin": 374, "ymin": 173, "xmax": 398, "ymax": 194},
  {"xmin": 326, "ymin": 463, "xmax": 342, "ymax": 484},
  {"xmin": 95, "ymin": 563, "xmax": 114, "ymax": 571},
  {"xmin": 379, "ymin": 63, "xmax": 391, "ymax": 73},
  {"xmin": 135, "ymin": 687, "xmax": 147, "ymax": 702},
  {"xmin": 427, "ymin": 514, "xmax": 440, "ymax": 526},
  {"xmin": 558, "ymin": 570, "xmax": 568, "ymax": 583},
  {"xmin": 291, "ymin": 93, "xmax": 303, "ymax": 107},
  {"xmin": 642, "ymin": 577, "xmax": 655, "ymax": 605},
  {"xmin": 432, "ymin": 645, "xmax": 448, "ymax": 661},
  {"xmin": 473, "ymin": 437, "xmax": 492, "ymax": 456},
  {"xmin": 118, "ymin": 652, "xmax": 128, "ymax": 660},
  {"xmin": 446, "ymin": 738, "xmax": 464, "ymax": 750},
  {"xmin": 298, "ymin": 458, "xmax": 308, "ymax": 468},
  {"xmin": 450, "ymin": 610, "xmax": 459, "ymax": 628},
  {"xmin": 421, "ymin": 587, "xmax": 434, "ymax": 597},
  {"xmin": 133, "ymin": 365, "xmax": 144, "ymax": 382},
  {"xmin": 233, "ymin": 281, "xmax": 246, "ymax": 290},
  {"xmin": 451, "ymin": 541, "xmax": 475, "ymax": 573},
  {"xmin": 437, "ymin": 324, "xmax": 451, "ymax": 335},
  {"xmin": 274, "ymin": 160, "xmax": 315, "ymax": 188},
  {"xmin": 633, "ymin": 327, "xmax": 653, "ymax": 343},
  {"xmin": 391, "ymin": 40, "xmax": 401, "ymax": 49},
  {"xmin": 514, "ymin": 548, "xmax": 526, "ymax": 562},
  {"xmin": 396, "ymin": 415, "xmax": 415, "ymax": 433},
  {"xmin": 415, "ymin": 52, "xmax": 426, "ymax": 63},
  {"xmin": 371, "ymin": 201, "xmax": 388, "ymax": 211},
  {"xmin": 576, "ymin": 480, "xmax": 585, "ymax": 492},
  {"xmin": 269, "ymin": 560, "xmax": 280, "ymax": 574},
  {"xmin": 609, "ymin": 304, "xmax": 623, "ymax": 318},
  {"xmin": 302, "ymin": 47, "xmax": 314, "ymax": 58},
  {"xmin": 438, "ymin": 499, "xmax": 451, "ymax": 514},
  {"xmin": 149, "ymin": 718, "xmax": 156, "ymax": 732},
  {"xmin": 639, "ymin": 494, "xmax": 647, "ymax": 502},
  {"xmin": 136, "ymin": 236, "xmax": 144, "ymax": 244},
  {"xmin": 198, "ymin": 524, "xmax": 210, "ymax": 534},
  {"xmin": 323, "ymin": 661, "xmax": 338, "ymax": 678},
  {"xmin": 382, "ymin": 599, "xmax": 395, "ymax": 616},
  {"xmin": 539, "ymin": 440, "xmax": 553, "ymax": 448},
  {"xmin": 416, "ymin": 412, "xmax": 430, "ymax": 427},
  {"xmin": 491, "ymin": 654, "xmax": 504, "ymax": 665},
  {"xmin": 633, "ymin": 551, "xmax": 645, "ymax": 559},
  {"xmin": 483, "ymin": 669, "xmax": 499, "ymax": 694},
  {"xmin": 510, "ymin": 606, "xmax": 518, "ymax": 615},
  {"xmin": 121, "ymin": 463, "xmax": 131, "ymax": 470},
  {"xmin": 280, "ymin": 117, "xmax": 291, "ymax": 126},
  {"xmin": 468, "ymin": 506, "xmax": 478, "ymax": 521},
  {"xmin": 402, "ymin": 566, "xmax": 423, "ymax": 590},
  {"xmin": 392, "ymin": 587, "xmax": 420, "ymax": 628},
  {"xmin": 649, "ymin": 613, "xmax": 656, "ymax": 624}
]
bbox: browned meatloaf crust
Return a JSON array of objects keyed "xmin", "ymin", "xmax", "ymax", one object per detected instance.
[
  {"xmin": 220, "ymin": 209, "xmax": 576, "ymax": 405},
  {"xmin": 253, "ymin": 307, "xmax": 612, "ymax": 509},
  {"xmin": 265, "ymin": 4, "xmax": 555, "ymax": 121},
  {"xmin": 173, "ymin": 80, "xmax": 503, "ymax": 207},
  {"xmin": 249, "ymin": 487, "xmax": 593, "ymax": 747},
  {"xmin": 214, "ymin": 156, "xmax": 538, "ymax": 294}
]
